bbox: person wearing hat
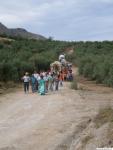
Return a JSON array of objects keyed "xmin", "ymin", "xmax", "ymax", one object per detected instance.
[{"xmin": 22, "ymin": 72, "xmax": 30, "ymax": 93}]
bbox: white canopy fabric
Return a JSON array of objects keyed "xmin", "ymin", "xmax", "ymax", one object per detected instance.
[{"xmin": 59, "ymin": 54, "xmax": 65, "ymax": 61}]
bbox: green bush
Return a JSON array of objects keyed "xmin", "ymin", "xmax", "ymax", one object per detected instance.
[
  {"xmin": 0, "ymin": 37, "xmax": 71, "ymax": 82},
  {"xmin": 71, "ymin": 41, "xmax": 113, "ymax": 87},
  {"xmin": 0, "ymin": 62, "xmax": 18, "ymax": 82},
  {"xmin": 1, "ymin": 36, "xmax": 113, "ymax": 88}
]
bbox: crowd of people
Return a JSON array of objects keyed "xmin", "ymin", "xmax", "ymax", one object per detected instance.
[
  {"xmin": 22, "ymin": 54, "xmax": 73, "ymax": 95},
  {"xmin": 21, "ymin": 69, "xmax": 73, "ymax": 95}
]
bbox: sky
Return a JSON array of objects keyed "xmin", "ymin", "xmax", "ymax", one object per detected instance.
[{"xmin": 0, "ymin": 0, "xmax": 113, "ymax": 41}]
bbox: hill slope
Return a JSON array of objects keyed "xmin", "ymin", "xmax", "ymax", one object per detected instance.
[{"xmin": 0, "ymin": 22, "xmax": 46, "ymax": 40}]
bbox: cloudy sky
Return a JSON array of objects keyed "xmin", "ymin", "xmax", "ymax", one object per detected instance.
[{"xmin": 0, "ymin": 0, "xmax": 113, "ymax": 41}]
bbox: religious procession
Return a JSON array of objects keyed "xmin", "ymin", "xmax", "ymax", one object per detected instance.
[{"xmin": 21, "ymin": 54, "xmax": 73, "ymax": 95}]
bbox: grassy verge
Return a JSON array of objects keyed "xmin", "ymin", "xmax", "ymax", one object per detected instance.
[
  {"xmin": 0, "ymin": 81, "xmax": 20, "ymax": 94},
  {"xmin": 71, "ymin": 77, "xmax": 78, "ymax": 90},
  {"xmin": 94, "ymin": 107, "xmax": 113, "ymax": 128}
]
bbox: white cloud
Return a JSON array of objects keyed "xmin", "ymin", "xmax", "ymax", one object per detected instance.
[
  {"xmin": 92, "ymin": 0, "xmax": 113, "ymax": 3},
  {"xmin": 0, "ymin": 0, "xmax": 113, "ymax": 40}
]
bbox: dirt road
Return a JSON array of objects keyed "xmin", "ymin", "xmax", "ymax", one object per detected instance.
[{"xmin": 0, "ymin": 77, "xmax": 113, "ymax": 150}]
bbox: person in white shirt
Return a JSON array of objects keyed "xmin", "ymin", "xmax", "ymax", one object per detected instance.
[
  {"xmin": 22, "ymin": 72, "xmax": 30, "ymax": 93},
  {"xmin": 34, "ymin": 71, "xmax": 40, "ymax": 91}
]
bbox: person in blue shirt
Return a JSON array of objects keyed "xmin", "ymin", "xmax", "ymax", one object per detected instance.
[{"xmin": 30, "ymin": 74, "xmax": 37, "ymax": 93}]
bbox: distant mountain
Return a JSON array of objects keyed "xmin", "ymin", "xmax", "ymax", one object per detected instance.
[{"xmin": 0, "ymin": 22, "xmax": 46, "ymax": 40}]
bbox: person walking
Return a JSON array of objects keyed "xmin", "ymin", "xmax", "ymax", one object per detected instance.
[
  {"xmin": 34, "ymin": 71, "xmax": 40, "ymax": 91},
  {"xmin": 55, "ymin": 74, "xmax": 60, "ymax": 91},
  {"xmin": 38, "ymin": 75, "xmax": 45, "ymax": 95},
  {"xmin": 30, "ymin": 74, "xmax": 37, "ymax": 93},
  {"xmin": 22, "ymin": 72, "xmax": 30, "ymax": 93},
  {"xmin": 44, "ymin": 73, "xmax": 49, "ymax": 93},
  {"xmin": 48, "ymin": 73, "xmax": 54, "ymax": 91},
  {"xmin": 59, "ymin": 71, "xmax": 63, "ymax": 87}
]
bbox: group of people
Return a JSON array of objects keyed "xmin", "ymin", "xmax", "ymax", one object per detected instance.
[
  {"xmin": 22, "ymin": 54, "xmax": 73, "ymax": 95},
  {"xmin": 22, "ymin": 71, "xmax": 64, "ymax": 95}
]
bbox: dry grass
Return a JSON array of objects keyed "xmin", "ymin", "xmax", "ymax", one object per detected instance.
[
  {"xmin": 0, "ymin": 81, "xmax": 20, "ymax": 94},
  {"xmin": 82, "ymin": 134, "xmax": 93, "ymax": 146},
  {"xmin": 0, "ymin": 37, "xmax": 14, "ymax": 41},
  {"xmin": 71, "ymin": 78, "xmax": 78, "ymax": 90},
  {"xmin": 94, "ymin": 107, "xmax": 113, "ymax": 128}
]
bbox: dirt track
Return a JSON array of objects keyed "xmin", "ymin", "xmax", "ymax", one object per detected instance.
[{"xmin": 0, "ymin": 74, "xmax": 113, "ymax": 150}]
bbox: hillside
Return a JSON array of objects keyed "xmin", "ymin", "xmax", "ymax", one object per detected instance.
[
  {"xmin": 0, "ymin": 38, "xmax": 70, "ymax": 82},
  {"xmin": 0, "ymin": 22, "xmax": 46, "ymax": 40}
]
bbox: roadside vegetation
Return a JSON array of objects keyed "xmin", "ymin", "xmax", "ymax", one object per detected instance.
[
  {"xmin": 71, "ymin": 77, "xmax": 78, "ymax": 90},
  {"xmin": 67, "ymin": 41, "xmax": 113, "ymax": 87},
  {"xmin": 0, "ymin": 35, "xmax": 70, "ymax": 82},
  {"xmin": 93, "ymin": 106, "xmax": 113, "ymax": 147},
  {"xmin": 94, "ymin": 106, "xmax": 113, "ymax": 128},
  {"xmin": 1, "ymin": 35, "xmax": 113, "ymax": 88}
]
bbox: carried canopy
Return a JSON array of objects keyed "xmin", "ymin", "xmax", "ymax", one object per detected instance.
[{"xmin": 50, "ymin": 61, "xmax": 61, "ymax": 74}]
